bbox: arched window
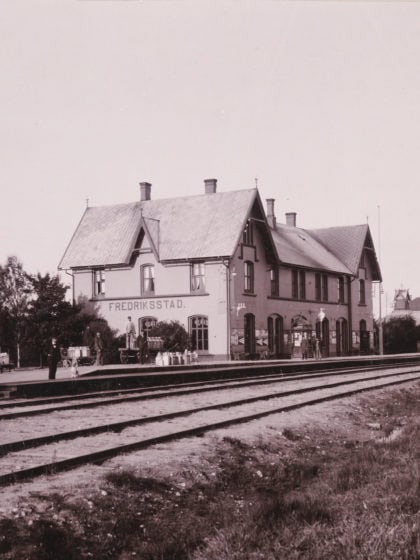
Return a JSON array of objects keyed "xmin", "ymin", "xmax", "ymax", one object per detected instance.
[
  {"xmin": 139, "ymin": 316, "xmax": 158, "ymax": 339},
  {"xmin": 189, "ymin": 315, "xmax": 209, "ymax": 351},
  {"xmin": 141, "ymin": 264, "xmax": 155, "ymax": 295},
  {"xmin": 244, "ymin": 261, "xmax": 254, "ymax": 293}
]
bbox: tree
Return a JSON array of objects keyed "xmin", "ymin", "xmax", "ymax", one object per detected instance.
[
  {"xmin": 383, "ymin": 316, "xmax": 418, "ymax": 354},
  {"xmin": 25, "ymin": 273, "xmax": 74, "ymax": 367},
  {"xmin": 149, "ymin": 320, "xmax": 189, "ymax": 352},
  {"xmin": 0, "ymin": 256, "xmax": 32, "ymax": 367}
]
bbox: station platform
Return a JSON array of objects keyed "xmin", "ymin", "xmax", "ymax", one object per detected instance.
[{"xmin": 0, "ymin": 353, "xmax": 419, "ymax": 400}]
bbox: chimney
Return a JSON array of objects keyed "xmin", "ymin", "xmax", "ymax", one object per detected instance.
[
  {"xmin": 140, "ymin": 182, "xmax": 152, "ymax": 201},
  {"xmin": 266, "ymin": 198, "xmax": 276, "ymax": 229},
  {"xmin": 285, "ymin": 212, "xmax": 297, "ymax": 227},
  {"xmin": 204, "ymin": 178, "xmax": 217, "ymax": 194}
]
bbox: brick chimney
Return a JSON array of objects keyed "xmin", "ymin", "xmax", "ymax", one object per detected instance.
[
  {"xmin": 140, "ymin": 182, "xmax": 152, "ymax": 201},
  {"xmin": 204, "ymin": 178, "xmax": 217, "ymax": 194},
  {"xmin": 266, "ymin": 199, "xmax": 276, "ymax": 229},
  {"xmin": 285, "ymin": 212, "xmax": 297, "ymax": 227}
]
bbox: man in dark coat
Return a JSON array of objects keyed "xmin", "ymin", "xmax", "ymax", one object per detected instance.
[
  {"xmin": 137, "ymin": 332, "xmax": 148, "ymax": 364},
  {"xmin": 48, "ymin": 338, "xmax": 61, "ymax": 380},
  {"xmin": 94, "ymin": 332, "xmax": 104, "ymax": 366}
]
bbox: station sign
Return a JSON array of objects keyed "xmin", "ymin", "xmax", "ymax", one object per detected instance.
[{"xmin": 108, "ymin": 298, "xmax": 186, "ymax": 312}]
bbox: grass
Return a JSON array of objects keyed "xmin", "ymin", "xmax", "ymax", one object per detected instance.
[{"xmin": 1, "ymin": 384, "xmax": 420, "ymax": 559}]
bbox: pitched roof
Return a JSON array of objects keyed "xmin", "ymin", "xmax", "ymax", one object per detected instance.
[
  {"xmin": 309, "ymin": 224, "xmax": 382, "ymax": 281},
  {"xmin": 59, "ymin": 186, "xmax": 382, "ymax": 282},
  {"xmin": 271, "ymin": 224, "xmax": 352, "ymax": 274},
  {"xmin": 59, "ymin": 189, "xmax": 257, "ymax": 269},
  {"xmin": 309, "ymin": 224, "xmax": 368, "ymax": 273}
]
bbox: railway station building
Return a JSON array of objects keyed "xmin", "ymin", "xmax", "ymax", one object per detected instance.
[{"xmin": 59, "ymin": 179, "xmax": 382, "ymax": 360}]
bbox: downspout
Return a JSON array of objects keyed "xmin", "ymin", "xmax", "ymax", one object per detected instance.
[
  {"xmin": 225, "ymin": 260, "xmax": 232, "ymax": 361},
  {"xmin": 347, "ymin": 276, "xmax": 353, "ymax": 355}
]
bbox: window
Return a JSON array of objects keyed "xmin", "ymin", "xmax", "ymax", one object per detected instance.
[
  {"xmin": 338, "ymin": 277, "xmax": 345, "ymax": 304},
  {"xmin": 141, "ymin": 264, "xmax": 155, "ymax": 295},
  {"xmin": 242, "ymin": 221, "xmax": 254, "ymax": 245},
  {"xmin": 189, "ymin": 315, "xmax": 208, "ymax": 351},
  {"xmin": 139, "ymin": 316, "xmax": 157, "ymax": 339},
  {"xmin": 270, "ymin": 266, "xmax": 279, "ymax": 297},
  {"xmin": 359, "ymin": 279, "xmax": 366, "ymax": 304},
  {"xmin": 191, "ymin": 263, "xmax": 205, "ymax": 292},
  {"xmin": 315, "ymin": 273, "xmax": 321, "ymax": 301},
  {"xmin": 299, "ymin": 270, "xmax": 306, "ymax": 300},
  {"xmin": 322, "ymin": 274, "xmax": 328, "ymax": 302},
  {"xmin": 94, "ymin": 270, "xmax": 105, "ymax": 296},
  {"xmin": 292, "ymin": 270, "xmax": 298, "ymax": 299},
  {"xmin": 244, "ymin": 261, "xmax": 254, "ymax": 293},
  {"xmin": 292, "ymin": 269, "xmax": 305, "ymax": 300}
]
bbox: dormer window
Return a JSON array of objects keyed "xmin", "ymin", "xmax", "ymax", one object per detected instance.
[{"xmin": 141, "ymin": 264, "xmax": 155, "ymax": 296}]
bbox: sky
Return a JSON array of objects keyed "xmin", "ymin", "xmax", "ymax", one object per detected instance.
[{"xmin": 1, "ymin": 0, "xmax": 419, "ymax": 317}]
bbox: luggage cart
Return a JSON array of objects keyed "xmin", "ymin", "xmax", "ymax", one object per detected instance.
[{"xmin": 68, "ymin": 346, "xmax": 95, "ymax": 366}]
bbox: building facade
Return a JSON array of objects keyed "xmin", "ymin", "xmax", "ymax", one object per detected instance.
[{"xmin": 59, "ymin": 180, "xmax": 382, "ymax": 359}]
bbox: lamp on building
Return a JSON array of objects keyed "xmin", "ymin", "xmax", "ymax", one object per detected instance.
[{"xmin": 317, "ymin": 308, "xmax": 326, "ymax": 323}]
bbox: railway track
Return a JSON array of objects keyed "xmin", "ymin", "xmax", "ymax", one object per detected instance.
[
  {"xmin": 0, "ymin": 361, "xmax": 417, "ymax": 419},
  {"xmin": 0, "ymin": 363, "xmax": 419, "ymax": 487}
]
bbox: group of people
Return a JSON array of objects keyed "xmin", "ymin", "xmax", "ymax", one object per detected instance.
[
  {"xmin": 47, "ymin": 316, "xmax": 145, "ymax": 380},
  {"xmin": 126, "ymin": 316, "xmax": 149, "ymax": 364},
  {"xmin": 300, "ymin": 336, "xmax": 322, "ymax": 360},
  {"xmin": 47, "ymin": 330, "xmax": 104, "ymax": 380}
]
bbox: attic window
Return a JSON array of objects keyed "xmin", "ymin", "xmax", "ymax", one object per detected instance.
[{"xmin": 242, "ymin": 221, "xmax": 254, "ymax": 245}]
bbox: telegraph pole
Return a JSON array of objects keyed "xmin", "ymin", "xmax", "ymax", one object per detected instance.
[{"xmin": 378, "ymin": 205, "xmax": 384, "ymax": 355}]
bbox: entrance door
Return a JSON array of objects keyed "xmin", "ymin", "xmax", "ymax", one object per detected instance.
[
  {"xmin": 268, "ymin": 314, "xmax": 284, "ymax": 357},
  {"xmin": 291, "ymin": 314, "xmax": 312, "ymax": 358},
  {"xmin": 244, "ymin": 313, "xmax": 256, "ymax": 356},
  {"xmin": 360, "ymin": 320, "xmax": 369, "ymax": 354},
  {"xmin": 336, "ymin": 318, "xmax": 348, "ymax": 356},
  {"xmin": 316, "ymin": 318, "xmax": 330, "ymax": 357}
]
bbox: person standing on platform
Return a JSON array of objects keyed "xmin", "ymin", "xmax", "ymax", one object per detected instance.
[
  {"xmin": 94, "ymin": 332, "xmax": 104, "ymax": 366},
  {"xmin": 315, "ymin": 337, "xmax": 321, "ymax": 360},
  {"xmin": 48, "ymin": 337, "xmax": 61, "ymax": 380},
  {"xmin": 301, "ymin": 336, "xmax": 308, "ymax": 360},
  {"xmin": 126, "ymin": 316, "xmax": 136, "ymax": 349},
  {"xmin": 137, "ymin": 331, "xmax": 148, "ymax": 364}
]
